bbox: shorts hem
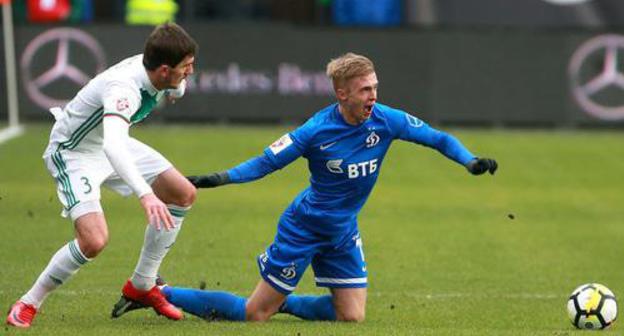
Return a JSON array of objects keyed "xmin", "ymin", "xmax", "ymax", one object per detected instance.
[
  {"xmin": 257, "ymin": 259, "xmax": 295, "ymax": 295},
  {"xmin": 259, "ymin": 271, "xmax": 294, "ymax": 295},
  {"xmin": 316, "ymin": 282, "xmax": 368, "ymax": 289}
]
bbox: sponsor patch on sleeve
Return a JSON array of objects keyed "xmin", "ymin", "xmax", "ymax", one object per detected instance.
[
  {"xmin": 406, "ymin": 114, "xmax": 424, "ymax": 128},
  {"xmin": 269, "ymin": 134, "xmax": 293, "ymax": 155}
]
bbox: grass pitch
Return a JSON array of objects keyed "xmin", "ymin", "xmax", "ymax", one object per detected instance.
[{"xmin": 1, "ymin": 124, "xmax": 623, "ymax": 335}]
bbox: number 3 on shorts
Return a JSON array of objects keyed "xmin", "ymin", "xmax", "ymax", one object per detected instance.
[{"xmin": 80, "ymin": 176, "xmax": 92, "ymax": 194}]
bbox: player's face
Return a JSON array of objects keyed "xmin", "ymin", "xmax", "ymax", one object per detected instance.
[
  {"xmin": 338, "ymin": 72, "xmax": 378, "ymax": 125},
  {"xmin": 163, "ymin": 55, "xmax": 194, "ymax": 89}
]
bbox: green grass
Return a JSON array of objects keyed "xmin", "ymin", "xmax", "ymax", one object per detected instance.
[{"xmin": 1, "ymin": 124, "xmax": 623, "ymax": 335}]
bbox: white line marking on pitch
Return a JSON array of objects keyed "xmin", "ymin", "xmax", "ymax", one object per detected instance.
[
  {"xmin": 0, "ymin": 289, "xmax": 563, "ymax": 300},
  {"xmin": 371, "ymin": 292, "xmax": 562, "ymax": 300}
]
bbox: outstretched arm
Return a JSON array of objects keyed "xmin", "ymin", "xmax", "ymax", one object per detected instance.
[
  {"xmin": 188, "ymin": 133, "xmax": 305, "ymax": 188},
  {"xmin": 396, "ymin": 113, "xmax": 497, "ymax": 175},
  {"xmin": 187, "ymin": 153, "xmax": 278, "ymax": 188},
  {"xmin": 415, "ymin": 128, "xmax": 497, "ymax": 175}
]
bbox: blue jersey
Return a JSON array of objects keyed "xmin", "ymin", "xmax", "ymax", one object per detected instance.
[{"xmin": 227, "ymin": 103, "xmax": 475, "ymax": 237}]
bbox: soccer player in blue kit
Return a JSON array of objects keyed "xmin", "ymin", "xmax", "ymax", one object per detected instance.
[{"xmin": 163, "ymin": 53, "xmax": 498, "ymax": 322}]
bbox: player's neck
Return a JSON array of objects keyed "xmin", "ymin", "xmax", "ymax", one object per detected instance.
[
  {"xmin": 146, "ymin": 69, "xmax": 166, "ymax": 91},
  {"xmin": 338, "ymin": 104, "xmax": 360, "ymax": 126}
]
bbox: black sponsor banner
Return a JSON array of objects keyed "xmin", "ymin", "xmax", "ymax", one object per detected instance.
[{"xmin": 9, "ymin": 23, "xmax": 624, "ymax": 126}]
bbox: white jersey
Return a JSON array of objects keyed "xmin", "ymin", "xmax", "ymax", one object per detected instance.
[
  {"xmin": 42, "ymin": 54, "xmax": 187, "ymax": 216},
  {"xmin": 44, "ymin": 54, "xmax": 166, "ymax": 156}
]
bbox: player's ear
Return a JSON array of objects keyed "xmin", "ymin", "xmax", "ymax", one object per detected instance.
[
  {"xmin": 156, "ymin": 64, "xmax": 170, "ymax": 78},
  {"xmin": 156, "ymin": 64, "xmax": 169, "ymax": 74},
  {"xmin": 335, "ymin": 88, "xmax": 348, "ymax": 101}
]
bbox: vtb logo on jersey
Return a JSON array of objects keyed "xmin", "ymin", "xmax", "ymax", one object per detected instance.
[
  {"xmin": 366, "ymin": 131, "xmax": 380, "ymax": 148},
  {"xmin": 327, "ymin": 158, "xmax": 378, "ymax": 179},
  {"xmin": 348, "ymin": 159, "xmax": 378, "ymax": 178},
  {"xmin": 326, "ymin": 159, "xmax": 344, "ymax": 173}
]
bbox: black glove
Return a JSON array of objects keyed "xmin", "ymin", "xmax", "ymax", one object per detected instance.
[
  {"xmin": 465, "ymin": 158, "xmax": 498, "ymax": 175},
  {"xmin": 186, "ymin": 171, "xmax": 230, "ymax": 188}
]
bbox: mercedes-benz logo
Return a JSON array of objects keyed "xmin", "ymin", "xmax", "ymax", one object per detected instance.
[
  {"xmin": 569, "ymin": 34, "xmax": 624, "ymax": 120},
  {"xmin": 21, "ymin": 28, "xmax": 106, "ymax": 110}
]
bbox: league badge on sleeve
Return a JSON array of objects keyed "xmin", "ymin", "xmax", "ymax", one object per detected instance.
[
  {"xmin": 269, "ymin": 134, "xmax": 293, "ymax": 155},
  {"xmin": 116, "ymin": 97, "xmax": 130, "ymax": 112},
  {"xmin": 406, "ymin": 114, "xmax": 424, "ymax": 128}
]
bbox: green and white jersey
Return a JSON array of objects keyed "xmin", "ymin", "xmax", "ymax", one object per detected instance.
[{"xmin": 45, "ymin": 54, "xmax": 164, "ymax": 155}]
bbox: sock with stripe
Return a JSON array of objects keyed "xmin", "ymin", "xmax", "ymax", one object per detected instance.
[
  {"xmin": 131, "ymin": 205, "xmax": 188, "ymax": 290},
  {"xmin": 278, "ymin": 295, "xmax": 336, "ymax": 321},
  {"xmin": 21, "ymin": 240, "xmax": 91, "ymax": 308},
  {"xmin": 162, "ymin": 286, "xmax": 247, "ymax": 321}
]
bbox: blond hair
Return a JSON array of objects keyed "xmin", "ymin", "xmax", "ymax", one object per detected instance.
[{"xmin": 326, "ymin": 53, "xmax": 375, "ymax": 90}]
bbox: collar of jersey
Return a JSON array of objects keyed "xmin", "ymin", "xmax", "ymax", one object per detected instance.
[
  {"xmin": 333, "ymin": 103, "xmax": 374, "ymax": 128},
  {"xmin": 139, "ymin": 59, "xmax": 160, "ymax": 98}
]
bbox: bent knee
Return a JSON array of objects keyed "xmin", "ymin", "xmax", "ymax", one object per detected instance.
[
  {"xmin": 185, "ymin": 186, "xmax": 197, "ymax": 206},
  {"xmin": 174, "ymin": 185, "xmax": 196, "ymax": 207},
  {"xmin": 337, "ymin": 310, "xmax": 365, "ymax": 323},
  {"xmin": 245, "ymin": 303, "xmax": 278, "ymax": 322},
  {"xmin": 246, "ymin": 310, "xmax": 273, "ymax": 322},
  {"xmin": 79, "ymin": 235, "xmax": 108, "ymax": 258}
]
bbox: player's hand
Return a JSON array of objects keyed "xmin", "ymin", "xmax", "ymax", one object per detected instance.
[
  {"xmin": 465, "ymin": 158, "xmax": 498, "ymax": 175},
  {"xmin": 139, "ymin": 193, "xmax": 175, "ymax": 231},
  {"xmin": 186, "ymin": 172, "xmax": 230, "ymax": 188}
]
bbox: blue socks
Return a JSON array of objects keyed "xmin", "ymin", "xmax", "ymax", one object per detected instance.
[
  {"xmin": 279, "ymin": 295, "xmax": 336, "ymax": 321},
  {"xmin": 162, "ymin": 286, "xmax": 246, "ymax": 321},
  {"xmin": 162, "ymin": 287, "xmax": 336, "ymax": 321}
]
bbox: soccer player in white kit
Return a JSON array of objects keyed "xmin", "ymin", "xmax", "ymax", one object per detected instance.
[{"xmin": 6, "ymin": 23, "xmax": 198, "ymax": 328}]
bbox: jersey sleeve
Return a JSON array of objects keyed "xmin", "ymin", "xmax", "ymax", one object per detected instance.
[
  {"xmin": 227, "ymin": 154, "xmax": 280, "ymax": 183},
  {"xmin": 386, "ymin": 108, "xmax": 476, "ymax": 165},
  {"xmin": 102, "ymin": 82, "xmax": 141, "ymax": 124},
  {"xmin": 226, "ymin": 133, "xmax": 303, "ymax": 184},
  {"xmin": 102, "ymin": 115, "xmax": 152, "ymax": 197},
  {"xmin": 263, "ymin": 117, "xmax": 315, "ymax": 167},
  {"xmin": 226, "ymin": 119, "xmax": 315, "ymax": 183}
]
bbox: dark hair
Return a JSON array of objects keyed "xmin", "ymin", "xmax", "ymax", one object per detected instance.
[{"xmin": 143, "ymin": 23, "xmax": 198, "ymax": 71}]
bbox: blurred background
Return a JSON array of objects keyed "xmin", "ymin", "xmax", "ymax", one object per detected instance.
[
  {"xmin": 2, "ymin": 4, "xmax": 624, "ymax": 334},
  {"xmin": 2, "ymin": 0, "xmax": 624, "ymax": 127}
]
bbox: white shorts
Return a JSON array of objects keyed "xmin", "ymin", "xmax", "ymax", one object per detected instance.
[{"xmin": 43, "ymin": 138, "xmax": 173, "ymax": 220}]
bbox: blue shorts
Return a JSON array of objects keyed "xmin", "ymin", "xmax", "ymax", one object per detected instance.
[{"xmin": 257, "ymin": 220, "xmax": 367, "ymax": 295}]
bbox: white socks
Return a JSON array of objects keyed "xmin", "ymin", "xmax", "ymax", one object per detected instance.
[
  {"xmin": 19, "ymin": 205, "xmax": 188, "ymax": 307},
  {"xmin": 21, "ymin": 240, "xmax": 90, "ymax": 308},
  {"xmin": 130, "ymin": 205, "xmax": 188, "ymax": 290}
]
